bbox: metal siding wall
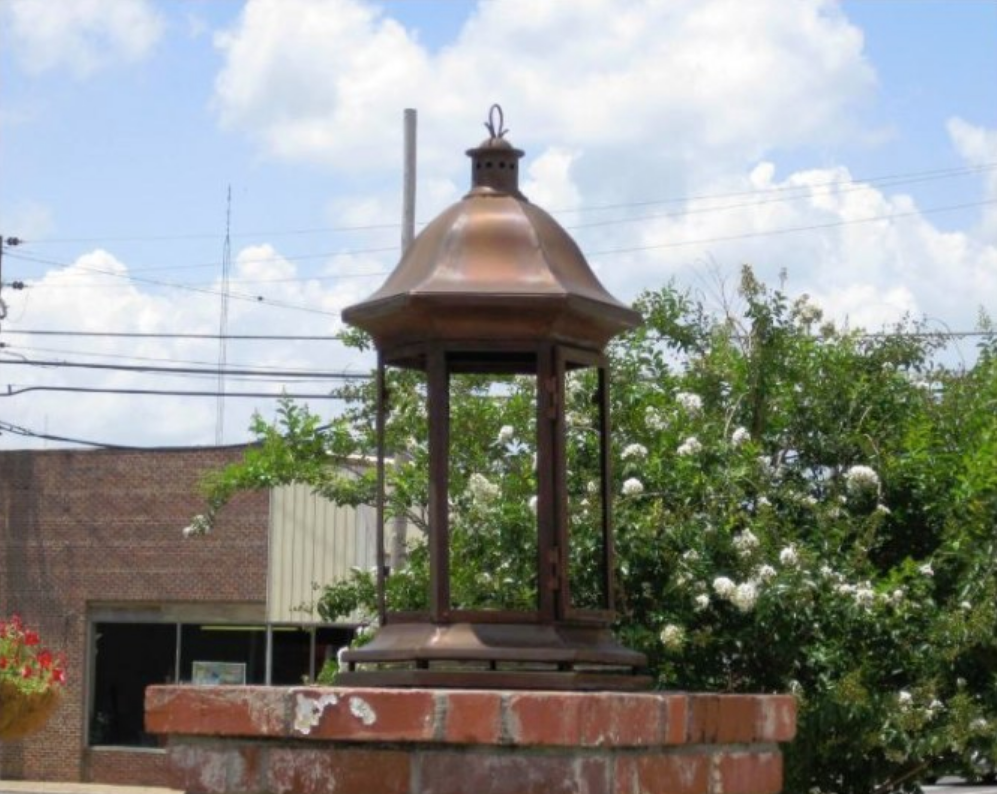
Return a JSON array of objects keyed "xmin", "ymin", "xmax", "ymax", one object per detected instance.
[{"xmin": 267, "ymin": 484, "xmax": 377, "ymax": 623}]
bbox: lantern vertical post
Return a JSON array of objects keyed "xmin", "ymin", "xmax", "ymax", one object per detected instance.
[
  {"xmin": 427, "ymin": 347, "xmax": 450, "ymax": 622},
  {"xmin": 375, "ymin": 354, "xmax": 388, "ymax": 623}
]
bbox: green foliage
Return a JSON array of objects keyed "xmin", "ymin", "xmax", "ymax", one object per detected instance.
[{"xmin": 197, "ymin": 268, "xmax": 997, "ymax": 794}]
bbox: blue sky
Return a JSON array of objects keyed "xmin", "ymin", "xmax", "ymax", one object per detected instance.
[{"xmin": 0, "ymin": 0, "xmax": 995, "ymax": 449}]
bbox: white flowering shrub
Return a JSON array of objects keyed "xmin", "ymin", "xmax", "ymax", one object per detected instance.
[{"xmin": 198, "ymin": 268, "xmax": 997, "ymax": 794}]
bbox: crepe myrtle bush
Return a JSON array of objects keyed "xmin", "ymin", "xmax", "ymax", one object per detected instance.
[{"xmin": 196, "ymin": 267, "xmax": 997, "ymax": 794}]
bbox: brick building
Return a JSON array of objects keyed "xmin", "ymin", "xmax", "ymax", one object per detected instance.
[{"xmin": 0, "ymin": 445, "xmax": 361, "ymax": 786}]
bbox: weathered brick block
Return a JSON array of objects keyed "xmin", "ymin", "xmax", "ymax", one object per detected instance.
[
  {"xmin": 714, "ymin": 750, "xmax": 784, "ymax": 794},
  {"xmin": 439, "ymin": 690, "xmax": 503, "ymax": 744},
  {"xmin": 268, "ymin": 747, "xmax": 410, "ymax": 794},
  {"xmin": 755, "ymin": 696, "xmax": 796, "ymax": 743},
  {"xmin": 615, "ymin": 752, "xmax": 710, "ymax": 794},
  {"xmin": 417, "ymin": 750, "xmax": 608, "ymax": 794},
  {"xmin": 291, "ymin": 687, "xmax": 435, "ymax": 742},
  {"xmin": 146, "ymin": 686, "xmax": 288, "ymax": 738}
]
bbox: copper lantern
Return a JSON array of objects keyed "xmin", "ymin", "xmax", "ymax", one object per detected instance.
[{"xmin": 339, "ymin": 107, "xmax": 649, "ymax": 690}]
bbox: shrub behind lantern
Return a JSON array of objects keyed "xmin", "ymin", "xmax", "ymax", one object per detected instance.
[{"xmin": 339, "ymin": 107, "xmax": 649, "ymax": 689}]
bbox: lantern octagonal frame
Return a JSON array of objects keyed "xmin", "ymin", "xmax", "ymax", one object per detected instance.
[{"xmin": 338, "ymin": 108, "xmax": 650, "ymax": 690}]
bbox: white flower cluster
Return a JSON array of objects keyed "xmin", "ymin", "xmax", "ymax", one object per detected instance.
[
  {"xmin": 622, "ymin": 477, "xmax": 644, "ymax": 496},
  {"xmin": 468, "ymin": 473, "xmax": 500, "ymax": 503},
  {"xmin": 182, "ymin": 513, "xmax": 212, "ymax": 538},
  {"xmin": 676, "ymin": 392, "xmax": 703, "ymax": 416},
  {"xmin": 778, "ymin": 545, "xmax": 799, "ymax": 567},
  {"xmin": 712, "ymin": 576, "xmax": 758, "ymax": 613},
  {"xmin": 693, "ymin": 593, "xmax": 710, "ymax": 612},
  {"xmin": 844, "ymin": 464, "xmax": 880, "ymax": 497},
  {"xmin": 731, "ymin": 582, "xmax": 759, "ymax": 612},
  {"xmin": 754, "ymin": 564, "xmax": 777, "ymax": 582},
  {"xmin": 497, "ymin": 425, "xmax": 515, "ymax": 444},
  {"xmin": 622, "ymin": 443, "xmax": 648, "ymax": 460},
  {"xmin": 832, "ymin": 579, "xmax": 882, "ymax": 611},
  {"xmin": 677, "ymin": 436, "xmax": 703, "ymax": 456},
  {"xmin": 645, "ymin": 406, "xmax": 667, "ymax": 431},
  {"xmin": 733, "ymin": 529, "xmax": 760, "ymax": 558},
  {"xmin": 731, "ymin": 426, "xmax": 751, "ymax": 447},
  {"xmin": 659, "ymin": 624, "xmax": 685, "ymax": 651}
]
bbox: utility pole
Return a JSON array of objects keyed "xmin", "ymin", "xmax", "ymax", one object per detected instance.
[
  {"xmin": 215, "ymin": 188, "xmax": 232, "ymax": 446},
  {"xmin": 0, "ymin": 235, "xmax": 24, "ymax": 322},
  {"xmin": 391, "ymin": 110, "xmax": 417, "ymax": 571}
]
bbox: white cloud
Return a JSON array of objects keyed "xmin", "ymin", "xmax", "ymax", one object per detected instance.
[
  {"xmin": 590, "ymin": 161, "xmax": 997, "ymax": 333},
  {"xmin": 948, "ymin": 117, "xmax": 997, "ymax": 238},
  {"xmin": 212, "ymin": 0, "xmax": 875, "ymax": 186},
  {"xmin": 522, "ymin": 147, "xmax": 583, "ymax": 211},
  {"xmin": 5, "ymin": 0, "xmax": 164, "ymax": 78}
]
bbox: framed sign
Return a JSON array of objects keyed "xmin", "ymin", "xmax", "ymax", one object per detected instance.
[{"xmin": 191, "ymin": 661, "xmax": 246, "ymax": 686}]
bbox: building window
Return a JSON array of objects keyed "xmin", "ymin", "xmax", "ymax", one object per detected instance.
[
  {"xmin": 90, "ymin": 623, "xmax": 177, "ymax": 747},
  {"xmin": 89, "ymin": 621, "xmax": 354, "ymax": 748}
]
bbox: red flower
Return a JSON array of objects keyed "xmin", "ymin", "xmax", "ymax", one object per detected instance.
[
  {"xmin": 51, "ymin": 668, "xmax": 66, "ymax": 685},
  {"xmin": 23, "ymin": 630, "xmax": 40, "ymax": 646},
  {"xmin": 37, "ymin": 649, "xmax": 53, "ymax": 670},
  {"xmin": 0, "ymin": 656, "xmax": 7, "ymax": 669},
  {"xmin": 21, "ymin": 664, "xmax": 33, "ymax": 679}
]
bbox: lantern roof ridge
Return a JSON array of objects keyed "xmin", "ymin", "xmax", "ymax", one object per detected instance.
[{"xmin": 342, "ymin": 107, "xmax": 641, "ymax": 349}]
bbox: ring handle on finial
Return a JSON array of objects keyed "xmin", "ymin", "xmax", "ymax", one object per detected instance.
[{"xmin": 484, "ymin": 104, "xmax": 508, "ymax": 139}]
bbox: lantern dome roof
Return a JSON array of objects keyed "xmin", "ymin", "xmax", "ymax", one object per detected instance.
[{"xmin": 342, "ymin": 107, "xmax": 641, "ymax": 352}]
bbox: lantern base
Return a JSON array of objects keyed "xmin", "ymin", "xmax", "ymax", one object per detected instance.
[{"xmin": 338, "ymin": 621, "xmax": 651, "ymax": 691}]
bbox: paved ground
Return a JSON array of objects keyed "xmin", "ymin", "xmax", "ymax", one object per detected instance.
[{"xmin": 0, "ymin": 773, "xmax": 966, "ymax": 792}]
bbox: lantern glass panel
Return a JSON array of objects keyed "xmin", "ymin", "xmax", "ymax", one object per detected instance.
[
  {"xmin": 382, "ymin": 362, "xmax": 430, "ymax": 613},
  {"xmin": 564, "ymin": 364, "xmax": 610, "ymax": 612},
  {"xmin": 447, "ymin": 368, "xmax": 539, "ymax": 613}
]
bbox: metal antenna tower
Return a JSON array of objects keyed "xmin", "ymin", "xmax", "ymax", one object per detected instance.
[{"xmin": 215, "ymin": 186, "xmax": 232, "ymax": 445}]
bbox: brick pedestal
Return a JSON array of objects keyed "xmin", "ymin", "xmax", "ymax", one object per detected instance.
[{"xmin": 145, "ymin": 686, "xmax": 795, "ymax": 794}]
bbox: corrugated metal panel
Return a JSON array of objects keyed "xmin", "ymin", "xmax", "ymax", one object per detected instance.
[{"xmin": 267, "ymin": 483, "xmax": 378, "ymax": 623}]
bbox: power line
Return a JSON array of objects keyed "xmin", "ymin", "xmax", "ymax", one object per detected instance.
[
  {"xmin": 556, "ymin": 161, "xmax": 997, "ymax": 214},
  {"xmin": 1, "ymin": 330, "xmax": 339, "ymax": 340},
  {"xmin": 0, "ymin": 357, "xmax": 370, "ymax": 379},
  {"xmin": 1, "ymin": 326, "xmax": 993, "ymax": 344},
  {"xmin": 565, "ymin": 168, "xmax": 997, "ymax": 231},
  {"xmin": 585, "ymin": 197, "xmax": 997, "ymax": 257},
  {"xmin": 2, "ymin": 342, "xmax": 361, "ymax": 377},
  {"xmin": 0, "ymin": 342, "xmax": 330, "ymax": 375},
  {"xmin": 0, "ymin": 385, "xmax": 342, "ymax": 399},
  {"xmin": 0, "ymin": 419, "xmax": 138, "ymax": 449}
]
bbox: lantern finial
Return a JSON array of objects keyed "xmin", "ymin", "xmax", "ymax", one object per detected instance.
[{"xmin": 484, "ymin": 104, "xmax": 508, "ymax": 140}]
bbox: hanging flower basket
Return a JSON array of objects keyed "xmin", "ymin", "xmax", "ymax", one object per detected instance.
[
  {"xmin": 0, "ymin": 615, "xmax": 66, "ymax": 740},
  {"xmin": 0, "ymin": 681, "xmax": 61, "ymax": 740}
]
